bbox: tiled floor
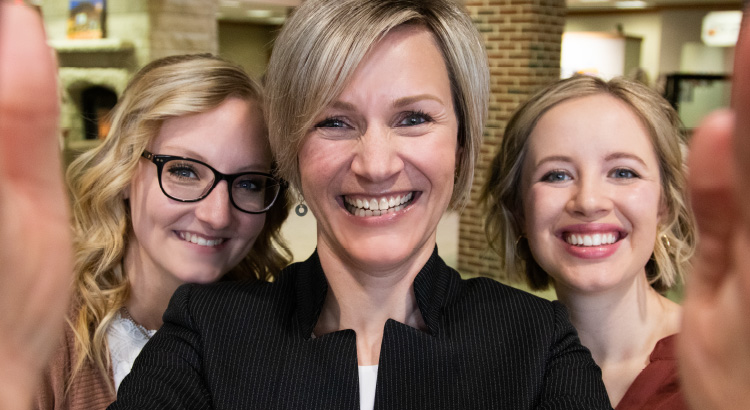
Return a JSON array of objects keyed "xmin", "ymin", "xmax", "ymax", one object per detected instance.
[{"xmin": 280, "ymin": 211, "xmax": 459, "ymax": 269}]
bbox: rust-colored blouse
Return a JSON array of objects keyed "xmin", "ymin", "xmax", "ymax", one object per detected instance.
[{"xmin": 616, "ymin": 334, "xmax": 687, "ymax": 410}]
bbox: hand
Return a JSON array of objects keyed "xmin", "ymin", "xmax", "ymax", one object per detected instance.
[
  {"xmin": 0, "ymin": 2, "xmax": 72, "ymax": 409},
  {"xmin": 679, "ymin": 11, "xmax": 750, "ymax": 410}
]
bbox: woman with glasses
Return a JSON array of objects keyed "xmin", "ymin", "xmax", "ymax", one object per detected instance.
[{"xmin": 34, "ymin": 54, "xmax": 290, "ymax": 410}]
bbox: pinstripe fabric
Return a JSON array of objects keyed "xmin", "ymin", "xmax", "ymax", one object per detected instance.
[{"xmin": 109, "ymin": 249, "xmax": 612, "ymax": 409}]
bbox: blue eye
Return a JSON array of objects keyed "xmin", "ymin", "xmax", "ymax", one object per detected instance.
[
  {"xmin": 541, "ymin": 170, "xmax": 570, "ymax": 183},
  {"xmin": 166, "ymin": 164, "xmax": 199, "ymax": 181},
  {"xmin": 236, "ymin": 178, "xmax": 260, "ymax": 192},
  {"xmin": 315, "ymin": 117, "xmax": 347, "ymax": 128},
  {"xmin": 611, "ymin": 168, "xmax": 638, "ymax": 179},
  {"xmin": 398, "ymin": 111, "xmax": 432, "ymax": 126}
]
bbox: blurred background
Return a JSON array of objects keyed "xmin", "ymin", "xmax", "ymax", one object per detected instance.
[{"xmin": 36, "ymin": 0, "xmax": 740, "ymax": 297}]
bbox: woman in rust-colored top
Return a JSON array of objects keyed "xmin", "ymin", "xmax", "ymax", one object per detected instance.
[{"xmin": 483, "ymin": 75, "xmax": 696, "ymax": 409}]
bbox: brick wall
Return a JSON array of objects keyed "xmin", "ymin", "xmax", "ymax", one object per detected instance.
[
  {"xmin": 459, "ymin": 0, "xmax": 566, "ymax": 281},
  {"xmin": 149, "ymin": 0, "xmax": 218, "ymax": 59}
]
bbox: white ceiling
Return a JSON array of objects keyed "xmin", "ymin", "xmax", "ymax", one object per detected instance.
[{"xmin": 216, "ymin": 0, "xmax": 743, "ymax": 24}]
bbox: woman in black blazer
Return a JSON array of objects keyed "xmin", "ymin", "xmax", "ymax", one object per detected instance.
[{"xmin": 110, "ymin": 1, "xmax": 612, "ymax": 408}]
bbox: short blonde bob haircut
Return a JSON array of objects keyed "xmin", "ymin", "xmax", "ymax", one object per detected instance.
[
  {"xmin": 265, "ymin": 0, "xmax": 489, "ymax": 208},
  {"xmin": 66, "ymin": 54, "xmax": 291, "ymax": 390},
  {"xmin": 482, "ymin": 75, "xmax": 696, "ymax": 292}
]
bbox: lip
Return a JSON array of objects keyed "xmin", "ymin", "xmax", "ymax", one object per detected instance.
[
  {"xmin": 339, "ymin": 190, "xmax": 419, "ymax": 219},
  {"xmin": 557, "ymin": 223, "xmax": 627, "ymax": 260}
]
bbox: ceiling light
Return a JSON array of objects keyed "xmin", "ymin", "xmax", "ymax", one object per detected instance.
[
  {"xmin": 615, "ymin": 0, "xmax": 648, "ymax": 8},
  {"xmin": 246, "ymin": 9, "xmax": 273, "ymax": 18}
]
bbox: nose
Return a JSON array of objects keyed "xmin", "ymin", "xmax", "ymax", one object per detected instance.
[
  {"xmin": 566, "ymin": 174, "xmax": 613, "ymax": 219},
  {"xmin": 350, "ymin": 126, "xmax": 404, "ymax": 182},
  {"xmin": 194, "ymin": 180, "xmax": 233, "ymax": 229}
]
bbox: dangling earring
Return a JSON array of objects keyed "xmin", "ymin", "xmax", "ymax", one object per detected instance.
[
  {"xmin": 661, "ymin": 234, "xmax": 671, "ymax": 251},
  {"xmin": 295, "ymin": 202, "xmax": 308, "ymax": 217}
]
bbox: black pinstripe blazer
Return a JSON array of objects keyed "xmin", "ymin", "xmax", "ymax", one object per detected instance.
[{"xmin": 109, "ymin": 249, "xmax": 612, "ymax": 409}]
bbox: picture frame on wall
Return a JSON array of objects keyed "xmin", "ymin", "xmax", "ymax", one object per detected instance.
[{"xmin": 67, "ymin": 0, "xmax": 105, "ymax": 39}]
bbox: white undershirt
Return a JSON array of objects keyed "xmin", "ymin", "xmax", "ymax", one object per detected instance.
[
  {"xmin": 310, "ymin": 332, "xmax": 378, "ymax": 409},
  {"xmin": 358, "ymin": 365, "xmax": 378, "ymax": 410},
  {"xmin": 106, "ymin": 312, "xmax": 157, "ymax": 391}
]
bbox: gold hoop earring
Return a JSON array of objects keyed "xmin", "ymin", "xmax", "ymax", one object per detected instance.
[{"xmin": 661, "ymin": 234, "xmax": 671, "ymax": 251}]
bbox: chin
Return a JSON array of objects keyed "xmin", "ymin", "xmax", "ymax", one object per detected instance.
[{"xmin": 176, "ymin": 269, "xmax": 226, "ymax": 285}]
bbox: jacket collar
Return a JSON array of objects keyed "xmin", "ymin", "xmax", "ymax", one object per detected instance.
[{"xmin": 293, "ymin": 247, "xmax": 457, "ymax": 339}]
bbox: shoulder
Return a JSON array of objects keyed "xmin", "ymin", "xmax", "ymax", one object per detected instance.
[
  {"xmin": 445, "ymin": 269, "xmax": 568, "ymax": 332},
  {"xmin": 167, "ymin": 261, "xmax": 303, "ymax": 326},
  {"xmin": 455, "ymin": 272, "xmax": 559, "ymax": 311},
  {"xmin": 35, "ymin": 322, "xmax": 115, "ymax": 410}
]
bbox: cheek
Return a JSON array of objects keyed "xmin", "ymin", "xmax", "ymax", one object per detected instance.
[
  {"xmin": 622, "ymin": 185, "xmax": 663, "ymax": 229},
  {"xmin": 522, "ymin": 186, "xmax": 563, "ymax": 236},
  {"xmin": 417, "ymin": 138, "xmax": 458, "ymax": 184},
  {"xmin": 298, "ymin": 139, "xmax": 348, "ymax": 194}
]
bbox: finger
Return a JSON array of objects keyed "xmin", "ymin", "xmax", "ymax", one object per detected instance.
[
  {"xmin": 0, "ymin": 2, "xmax": 61, "ymax": 196},
  {"xmin": 687, "ymin": 110, "xmax": 736, "ymax": 290},
  {"xmin": 732, "ymin": 8, "xmax": 750, "ymax": 223}
]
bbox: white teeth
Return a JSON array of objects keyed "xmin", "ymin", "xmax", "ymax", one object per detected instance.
[
  {"xmin": 180, "ymin": 232, "xmax": 224, "ymax": 247},
  {"xmin": 566, "ymin": 233, "xmax": 617, "ymax": 247},
  {"xmin": 344, "ymin": 192, "xmax": 415, "ymax": 217}
]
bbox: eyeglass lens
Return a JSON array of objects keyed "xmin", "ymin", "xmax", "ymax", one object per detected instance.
[{"xmin": 161, "ymin": 158, "xmax": 279, "ymax": 213}]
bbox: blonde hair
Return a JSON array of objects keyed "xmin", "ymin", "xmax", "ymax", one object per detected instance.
[
  {"xmin": 66, "ymin": 54, "xmax": 291, "ymax": 390},
  {"xmin": 264, "ymin": 0, "xmax": 488, "ymax": 208},
  {"xmin": 482, "ymin": 75, "xmax": 696, "ymax": 292}
]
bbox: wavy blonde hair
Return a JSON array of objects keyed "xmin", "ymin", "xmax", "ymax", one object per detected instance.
[
  {"xmin": 66, "ymin": 54, "xmax": 291, "ymax": 391},
  {"xmin": 482, "ymin": 75, "xmax": 696, "ymax": 292},
  {"xmin": 264, "ymin": 0, "xmax": 488, "ymax": 209}
]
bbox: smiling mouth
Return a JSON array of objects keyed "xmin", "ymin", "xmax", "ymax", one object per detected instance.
[
  {"xmin": 178, "ymin": 232, "xmax": 225, "ymax": 247},
  {"xmin": 344, "ymin": 192, "xmax": 414, "ymax": 217},
  {"xmin": 564, "ymin": 232, "xmax": 621, "ymax": 247}
]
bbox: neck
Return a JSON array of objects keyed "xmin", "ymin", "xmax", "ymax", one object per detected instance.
[
  {"xmin": 122, "ymin": 240, "xmax": 184, "ymax": 330},
  {"xmin": 555, "ymin": 273, "xmax": 681, "ymax": 406},
  {"xmin": 313, "ymin": 240, "xmax": 432, "ymax": 366}
]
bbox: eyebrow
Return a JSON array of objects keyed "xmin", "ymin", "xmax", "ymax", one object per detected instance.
[
  {"xmin": 535, "ymin": 152, "xmax": 648, "ymax": 167},
  {"xmin": 157, "ymin": 147, "xmax": 268, "ymax": 172},
  {"xmin": 604, "ymin": 152, "xmax": 648, "ymax": 167},
  {"xmin": 535, "ymin": 155, "xmax": 571, "ymax": 167},
  {"xmin": 327, "ymin": 94, "xmax": 445, "ymax": 112},
  {"xmin": 393, "ymin": 94, "xmax": 445, "ymax": 108}
]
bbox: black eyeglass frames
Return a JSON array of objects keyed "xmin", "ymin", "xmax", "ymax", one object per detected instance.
[{"xmin": 141, "ymin": 150, "xmax": 281, "ymax": 214}]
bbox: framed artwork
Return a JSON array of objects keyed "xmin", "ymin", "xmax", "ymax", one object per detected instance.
[{"xmin": 67, "ymin": 0, "xmax": 105, "ymax": 39}]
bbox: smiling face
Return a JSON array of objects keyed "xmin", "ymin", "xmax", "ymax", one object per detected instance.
[
  {"xmin": 298, "ymin": 24, "xmax": 458, "ymax": 274},
  {"xmin": 126, "ymin": 97, "xmax": 269, "ymax": 288},
  {"xmin": 521, "ymin": 94, "xmax": 663, "ymax": 295}
]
